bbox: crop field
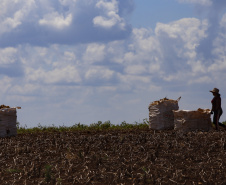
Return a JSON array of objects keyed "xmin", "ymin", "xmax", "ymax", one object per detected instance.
[{"xmin": 0, "ymin": 121, "xmax": 226, "ymax": 184}]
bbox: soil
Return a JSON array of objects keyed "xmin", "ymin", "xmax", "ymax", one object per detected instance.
[{"xmin": 0, "ymin": 128, "xmax": 226, "ymax": 184}]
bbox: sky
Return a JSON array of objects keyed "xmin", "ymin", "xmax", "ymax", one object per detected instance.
[{"xmin": 1, "ymin": 0, "xmax": 226, "ymax": 127}]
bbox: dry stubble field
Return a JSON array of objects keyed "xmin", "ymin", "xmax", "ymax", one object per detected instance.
[{"xmin": 0, "ymin": 127, "xmax": 226, "ymax": 185}]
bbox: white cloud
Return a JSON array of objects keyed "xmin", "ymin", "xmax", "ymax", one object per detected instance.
[
  {"xmin": 106, "ymin": 40, "xmax": 125, "ymax": 64},
  {"xmin": 0, "ymin": 47, "xmax": 18, "ymax": 64},
  {"xmin": 27, "ymin": 65, "xmax": 81, "ymax": 84},
  {"xmin": 208, "ymin": 60, "xmax": 226, "ymax": 72},
  {"xmin": 83, "ymin": 43, "xmax": 106, "ymax": 63},
  {"xmin": 132, "ymin": 28, "xmax": 159, "ymax": 52},
  {"xmin": 0, "ymin": 0, "xmax": 35, "ymax": 35},
  {"xmin": 0, "ymin": 0, "xmax": 133, "ymax": 46},
  {"xmin": 220, "ymin": 13, "xmax": 226, "ymax": 28},
  {"xmin": 148, "ymin": 85, "xmax": 162, "ymax": 92},
  {"xmin": 93, "ymin": 15, "xmax": 119, "ymax": 29},
  {"xmin": 118, "ymin": 74, "xmax": 150, "ymax": 84},
  {"xmin": 39, "ymin": 12, "xmax": 72, "ymax": 29},
  {"xmin": 96, "ymin": 86, "xmax": 117, "ymax": 93},
  {"xmin": 188, "ymin": 60, "xmax": 206, "ymax": 74},
  {"xmin": 1, "ymin": 0, "xmax": 226, "ymax": 126},
  {"xmin": 10, "ymin": 83, "xmax": 40, "ymax": 95},
  {"xmin": 188, "ymin": 76, "xmax": 211, "ymax": 84},
  {"xmin": 155, "ymin": 18, "xmax": 208, "ymax": 45},
  {"xmin": 96, "ymin": 0, "xmax": 118, "ymax": 11},
  {"xmin": 153, "ymin": 18, "xmax": 210, "ymax": 81},
  {"xmin": 0, "ymin": 77, "xmax": 12, "ymax": 95},
  {"xmin": 123, "ymin": 52, "xmax": 136, "ymax": 63},
  {"xmin": 85, "ymin": 66, "xmax": 114, "ymax": 80},
  {"xmin": 149, "ymin": 63, "xmax": 161, "ymax": 74},
  {"xmin": 64, "ymin": 51, "xmax": 76, "ymax": 61},
  {"xmin": 124, "ymin": 65, "xmax": 146, "ymax": 75},
  {"xmin": 93, "ymin": 0, "xmax": 126, "ymax": 29},
  {"xmin": 177, "ymin": 0, "xmax": 212, "ymax": 6},
  {"xmin": 207, "ymin": 13, "xmax": 226, "ymax": 73},
  {"xmin": 59, "ymin": 0, "xmax": 78, "ymax": 6}
]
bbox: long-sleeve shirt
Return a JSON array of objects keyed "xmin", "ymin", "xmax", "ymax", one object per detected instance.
[{"xmin": 211, "ymin": 94, "xmax": 222, "ymax": 112}]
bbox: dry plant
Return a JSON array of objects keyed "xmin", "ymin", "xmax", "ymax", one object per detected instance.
[{"xmin": 0, "ymin": 127, "xmax": 226, "ymax": 184}]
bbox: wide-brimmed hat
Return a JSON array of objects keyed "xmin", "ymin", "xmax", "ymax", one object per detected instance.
[{"xmin": 210, "ymin": 88, "xmax": 219, "ymax": 93}]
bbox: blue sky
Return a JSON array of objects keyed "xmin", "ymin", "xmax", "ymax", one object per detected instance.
[
  {"xmin": 132, "ymin": 0, "xmax": 195, "ymax": 28},
  {"xmin": 0, "ymin": 0, "xmax": 226, "ymax": 127}
]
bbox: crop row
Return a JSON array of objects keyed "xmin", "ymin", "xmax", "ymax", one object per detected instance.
[{"xmin": 0, "ymin": 127, "xmax": 226, "ymax": 184}]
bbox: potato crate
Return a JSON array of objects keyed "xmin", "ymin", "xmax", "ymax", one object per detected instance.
[
  {"xmin": 0, "ymin": 107, "xmax": 20, "ymax": 137},
  {"xmin": 173, "ymin": 108, "xmax": 212, "ymax": 132},
  {"xmin": 148, "ymin": 97, "xmax": 180, "ymax": 130}
]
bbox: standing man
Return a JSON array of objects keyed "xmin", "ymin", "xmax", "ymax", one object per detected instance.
[{"xmin": 210, "ymin": 88, "xmax": 225, "ymax": 130}]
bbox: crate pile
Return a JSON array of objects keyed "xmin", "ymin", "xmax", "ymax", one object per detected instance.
[
  {"xmin": 149, "ymin": 97, "xmax": 211, "ymax": 132},
  {"xmin": 0, "ymin": 105, "xmax": 20, "ymax": 137},
  {"xmin": 173, "ymin": 108, "xmax": 212, "ymax": 132},
  {"xmin": 148, "ymin": 97, "xmax": 179, "ymax": 130}
]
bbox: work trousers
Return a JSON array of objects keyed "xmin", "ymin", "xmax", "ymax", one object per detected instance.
[{"xmin": 213, "ymin": 109, "xmax": 225, "ymax": 127}]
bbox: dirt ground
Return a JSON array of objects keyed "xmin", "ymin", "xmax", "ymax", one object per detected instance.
[{"xmin": 0, "ymin": 128, "xmax": 226, "ymax": 184}]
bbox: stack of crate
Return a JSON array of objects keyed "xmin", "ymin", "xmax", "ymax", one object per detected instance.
[
  {"xmin": 0, "ymin": 106, "xmax": 20, "ymax": 137},
  {"xmin": 148, "ymin": 98, "xmax": 211, "ymax": 132},
  {"xmin": 148, "ymin": 97, "xmax": 180, "ymax": 130},
  {"xmin": 173, "ymin": 108, "xmax": 212, "ymax": 132}
]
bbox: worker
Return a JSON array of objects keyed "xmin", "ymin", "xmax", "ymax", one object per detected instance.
[{"xmin": 210, "ymin": 88, "xmax": 225, "ymax": 130}]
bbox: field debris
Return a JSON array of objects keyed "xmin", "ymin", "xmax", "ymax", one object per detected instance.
[{"xmin": 0, "ymin": 129, "xmax": 226, "ymax": 184}]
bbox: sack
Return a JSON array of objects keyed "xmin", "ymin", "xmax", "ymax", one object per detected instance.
[
  {"xmin": 148, "ymin": 97, "xmax": 179, "ymax": 130},
  {"xmin": 173, "ymin": 108, "xmax": 212, "ymax": 132}
]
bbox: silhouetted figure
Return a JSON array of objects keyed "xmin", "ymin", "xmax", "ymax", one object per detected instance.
[{"xmin": 210, "ymin": 88, "xmax": 225, "ymax": 130}]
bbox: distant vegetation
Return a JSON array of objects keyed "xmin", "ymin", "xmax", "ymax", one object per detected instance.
[
  {"xmin": 16, "ymin": 119, "xmax": 226, "ymax": 134},
  {"xmin": 16, "ymin": 119, "xmax": 150, "ymax": 134}
]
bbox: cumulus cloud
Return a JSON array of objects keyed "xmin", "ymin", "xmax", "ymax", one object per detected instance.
[
  {"xmin": 0, "ymin": 47, "xmax": 24, "ymax": 77},
  {"xmin": 0, "ymin": 0, "xmax": 35, "ymax": 35},
  {"xmin": 0, "ymin": 22, "xmax": 217, "ymax": 82},
  {"xmin": 83, "ymin": 43, "xmax": 106, "ymax": 63},
  {"xmin": 155, "ymin": 18, "xmax": 208, "ymax": 77},
  {"xmin": 5, "ymin": 15, "xmax": 220, "ymax": 91},
  {"xmin": 26, "ymin": 65, "xmax": 81, "ymax": 84},
  {"xmin": 85, "ymin": 66, "xmax": 115, "ymax": 81},
  {"xmin": 178, "ymin": 0, "xmax": 226, "ymax": 63},
  {"xmin": 39, "ymin": 12, "xmax": 72, "ymax": 29},
  {"xmin": 0, "ymin": 47, "xmax": 18, "ymax": 64},
  {"xmin": 1, "ymin": 0, "xmax": 226, "ymax": 126},
  {"xmin": 0, "ymin": 0, "xmax": 133, "ymax": 46},
  {"xmin": 124, "ymin": 65, "xmax": 146, "ymax": 75},
  {"xmin": 0, "ymin": 77, "xmax": 12, "ymax": 96},
  {"xmin": 93, "ymin": 0, "xmax": 126, "ymax": 29},
  {"xmin": 175, "ymin": 1, "xmax": 226, "ymax": 94}
]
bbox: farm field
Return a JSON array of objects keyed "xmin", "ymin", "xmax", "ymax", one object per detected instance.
[{"xmin": 0, "ymin": 122, "xmax": 226, "ymax": 184}]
